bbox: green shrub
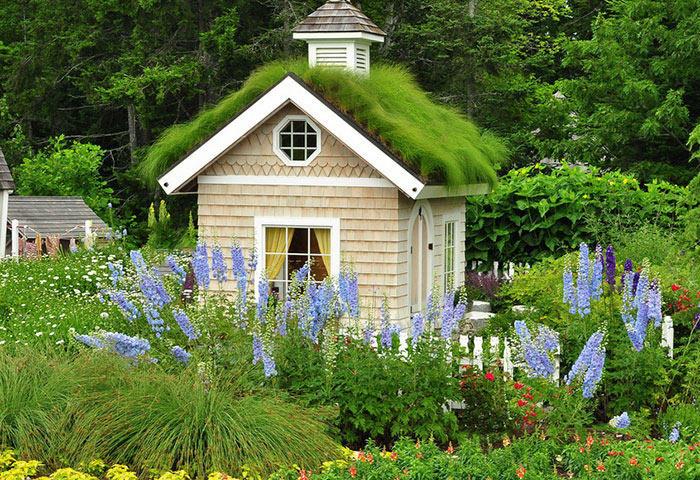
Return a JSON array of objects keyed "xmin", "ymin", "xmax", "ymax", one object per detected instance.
[
  {"xmin": 275, "ymin": 324, "xmax": 461, "ymax": 448},
  {"xmin": 465, "ymin": 164, "xmax": 685, "ymax": 264}
]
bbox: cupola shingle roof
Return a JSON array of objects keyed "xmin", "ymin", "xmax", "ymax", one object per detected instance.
[
  {"xmin": 291, "ymin": 0, "xmax": 386, "ymax": 36},
  {"xmin": 0, "ymin": 148, "xmax": 15, "ymax": 191}
]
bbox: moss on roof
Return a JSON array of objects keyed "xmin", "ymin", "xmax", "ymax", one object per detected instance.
[{"xmin": 141, "ymin": 59, "xmax": 506, "ymax": 188}]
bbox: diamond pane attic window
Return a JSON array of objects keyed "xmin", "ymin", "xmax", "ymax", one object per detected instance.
[{"xmin": 273, "ymin": 115, "xmax": 321, "ymax": 166}]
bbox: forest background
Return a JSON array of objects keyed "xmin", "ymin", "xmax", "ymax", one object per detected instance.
[{"xmin": 1, "ymin": 0, "xmax": 699, "ymax": 243}]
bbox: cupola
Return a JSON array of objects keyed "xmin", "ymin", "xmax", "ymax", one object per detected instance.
[{"xmin": 292, "ymin": 0, "xmax": 386, "ymax": 75}]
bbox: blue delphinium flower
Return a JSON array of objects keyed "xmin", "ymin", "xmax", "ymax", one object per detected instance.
[
  {"xmin": 107, "ymin": 289, "xmax": 141, "ymax": 321},
  {"xmin": 173, "ymin": 308, "xmax": 198, "ymax": 341},
  {"xmin": 565, "ymin": 330, "xmax": 606, "ymax": 398},
  {"xmin": 363, "ymin": 321, "xmax": 374, "ymax": 345},
  {"xmin": 171, "ymin": 346, "xmax": 191, "ymax": 364},
  {"xmin": 75, "ymin": 333, "xmax": 104, "ymax": 349},
  {"xmin": 192, "ymin": 242, "xmax": 210, "ymax": 289},
  {"xmin": 230, "ymin": 243, "xmax": 247, "ymax": 289},
  {"xmin": 620, "ymin": 259, "xmax": 633, "ymax": 292},
  {"xmin": 576, "ymin": 243, "xmax": 591, "ymax": 317},
  {"xmin": 441, "ymin": 291, "xmax": 456, "ymax": 339},
  {"xmin": 107, "ymin": 262, "xmax": 124, "ymax": 287},
  {"xmin": 130, "ymin": 250, "xmax": 148, "ymax": 272},
  {"xmin": 563, "ymin": 268, "xmax": 577, "ymax": 314},
  {"xmin": 647, "ymin": 281, "xmax": 663, "ymax": 328},
  {"xmin": 411, "ymin": 312, "xmax": 424, "ymax": 345},
  {"xmin": 257, "ymin": 277, "xmax": 270, "ymax": 323},
  {"xmin": 211, "ymin": 246, "xmax": 228, "ymax": 284},
  {"xmin": 230, "ymin": 243, "xmax": 248, "ymax": 327},
  {"xmin": 252, "ymin": 334, "xmax": 264, "ymax": 364},
  {"xmin": 278, "ymin": 301, "xmax": 290, "ymax": 336},
  {"xmin": 426, "ymin": 291, "xmax": 440, "ymax": 326},
  {"xmin": 144, "ymin": 305, "xmax": 165, "ymax": 336},
  {"xmin": 514, "ymin": 321, "xmax": 557, "ymax": 379},
  {"xmin": 166, "ymin": 255, "xmax": 187, "ymax": 284},
  {"xmin": 262, "ymin": 348, "xmax": 277, "ymax": 377},
  {"xmin": 380, "ymin": 298, "xmax": 392, "ymax": 348},
  {"xmin": 339, "ymin": 267, "xmax": 360, "ymax": 320},
  {"xmin": 605, "ymin": 245, "xmax": 616, "ymax": 291},
  {"xmin": 137, "ymin": 269, "xmax": 171, "ymax": 308},
  {"xmin": 76, "ymin": 330, "xmax": 151, "ymax": 362},
  {"xmin": 669, "ymin": 423, "xmax": 681, "ymax": 443},
  {"xmin": 609, "ymin": 412, "xmax": 631, "ymax": 429}
]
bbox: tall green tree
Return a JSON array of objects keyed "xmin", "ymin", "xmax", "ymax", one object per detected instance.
[{"xmin": 537, "ymin": 0, "xmax": 700, "ymax": 183}]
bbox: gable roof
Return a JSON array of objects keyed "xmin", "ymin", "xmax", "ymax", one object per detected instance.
[
  {"xmin": 292, "ymin": 1, "xmax": 386, "ymax": 37},
  {"xmin": 7, "ymin": 196, "xmax": 108, "ymax": 239},
  {"xmin": 158, "ymin": 73, "xmax": 426, "ymax": 197},
  {"xmin": 0, "ymin": 148, "xmax": 15, "ymax": 191},
  {"xmin": 143, "ymin": 60, "xmax": 506, "ymax": 195}
]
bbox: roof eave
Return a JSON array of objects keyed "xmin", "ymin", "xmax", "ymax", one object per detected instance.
[
  {"xmin": 292, "ymin": 31, "xmax": 384, "ymax": 43},
  {"xmin": 414, "ymin": 183, "xmax": 491, "ymax": 200}
]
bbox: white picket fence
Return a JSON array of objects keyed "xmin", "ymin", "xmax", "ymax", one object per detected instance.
[{"xmin": 468, "ymin": 260, "xmax": 530, "ymax": 281}]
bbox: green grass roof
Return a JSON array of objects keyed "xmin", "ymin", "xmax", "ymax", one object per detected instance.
[{"xmin": 141, "ymin": 59, "xmax": 506, "ymax": 188}]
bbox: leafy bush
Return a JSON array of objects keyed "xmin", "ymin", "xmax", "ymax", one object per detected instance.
[
  {"xmin": 0, "ymin": 351, "xmax": 339, "ymax": 477},
  {"xmin": 14, "ymin": 136, "xmax": 114, "ymax": 216},
  {"xmin": 465, "ymin": 164, "xmax": 685, "ymax": 264}
]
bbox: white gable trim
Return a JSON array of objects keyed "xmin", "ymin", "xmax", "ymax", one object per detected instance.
[
  {"xmin": 198, "ymin": 175, "xmax": 395, "ymax": 188},
  {"xmin": 158, "ymin": 75, "xmax": 425, "ymax": 198}
]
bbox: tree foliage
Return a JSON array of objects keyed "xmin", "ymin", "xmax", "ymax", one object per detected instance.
[{"xmin": 15, "ymin": 136, "xmax": 114, "ymax": 215}]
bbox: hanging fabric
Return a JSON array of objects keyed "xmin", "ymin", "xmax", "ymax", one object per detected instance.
[
  {"xmin": 265, "ymin": 227, "xmax": 294, "ymax": 280},
  {"xmin": 313, "ymin": 228, "xmax": 332, "ymax": 276}
]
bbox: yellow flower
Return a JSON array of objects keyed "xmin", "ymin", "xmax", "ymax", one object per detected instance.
[
  {"xmin": 623, "ymin": 178, "xmax": 629, "ymax": 184},
  {"xmin": 583, "ymin": 194, "xmax": 589, "ymax": 199},
  {"xmin": 609, "ymin": 181, "xmax": 615, "ymax": 186}
]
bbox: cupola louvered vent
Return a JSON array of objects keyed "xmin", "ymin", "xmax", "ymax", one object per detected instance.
[
  {"xmin": 355, "ymin": 46, "xmax": 368, "ymax": 71},
  {"xmin": 316, "ymin": 46, "xmax": 348, "ymax": 67},
  {"xmin": 292, "ymin": 1, "xmax": 385, "ymax": 76}
]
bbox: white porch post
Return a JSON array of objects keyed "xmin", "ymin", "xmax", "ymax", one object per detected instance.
[
  {"xmin": 0, "ymin": 189, "xmax": 9, "ymax": 258},
  {"xmin": 11, "ymin": 219, "xmax": 18, "ymax": 259}
]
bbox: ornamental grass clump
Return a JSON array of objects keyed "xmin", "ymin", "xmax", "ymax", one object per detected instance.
[{"xmin": 0, "ymin": 351, "xmax": 340, "ymax": 477}]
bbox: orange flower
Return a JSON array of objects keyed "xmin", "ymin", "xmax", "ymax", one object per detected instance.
[
  {"xmin": 349, "ymin": 466, "xmax": 357, "ymax": 478},
  {"xmin": 298, "ymin": 470, "xmax": 310, "ymax": 480},
  {"xmin": 597, "ymin": 462, "xmax": 605, "ymax": 471},
  {"xmin": 516, "ymin": 466, "xmax": 526, "ymax": 479},
  {"xmin": 390, "ymin": 452, "xmax": 398, "ymax": 461},
  {"xmin": 629, "ymin": 457, "xmax": 639, "ymax": 466},
  {"xmin": 446, "ymin": 443, "xmax": 455, "ymax": 454}
]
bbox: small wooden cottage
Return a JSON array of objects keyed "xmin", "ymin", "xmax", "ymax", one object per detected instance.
[
  {"xmin": 0, "ymin": 147, "xmax": 108, "ymax": 257},
  {"xmin": 154, "ymin": 0, "xmax": 504, "ymax": 326}
]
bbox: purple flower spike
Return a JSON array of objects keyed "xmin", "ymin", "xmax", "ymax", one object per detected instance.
[{"xmin": 605, "ymin": 245, "xmax": 616, "ymax": 291}]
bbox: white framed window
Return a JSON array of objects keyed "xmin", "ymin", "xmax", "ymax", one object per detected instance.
[
  {"xmin": 443, "ymin": 220, "xmax": 456, "ymax": 292},
  {"xmin": 272, "ymin": 115, "xmax": 322, "ymax": 166},
  {"xmin": 254, "ymin": 217, "xmax": 340, "ymax": 299}
]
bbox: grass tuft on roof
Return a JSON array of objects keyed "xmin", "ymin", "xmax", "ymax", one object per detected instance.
[{"xmin": 140, "ymin": 59, "xmax": 506, "ymax": 188}]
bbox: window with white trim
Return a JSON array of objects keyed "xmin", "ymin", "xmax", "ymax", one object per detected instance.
[
  {"xmin": 443, "ymin": 221, "xmax": 456, "ymax": 291},
  {"xmin": 264, "ymin": 226, "xmax": 332, "ymax": 299},
  {"xmin": 273, "ymin": 115, "xmax": 321, "ymax": 166}
]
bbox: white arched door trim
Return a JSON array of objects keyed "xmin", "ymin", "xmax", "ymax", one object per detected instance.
[{"xmin": 407, "ymin": 200, "xmax": 434, "ymax": 315}]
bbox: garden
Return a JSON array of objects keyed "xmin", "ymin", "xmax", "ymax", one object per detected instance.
[{"xmin": 0, "ymin": 165, "xmax": 699, "ymax": 480}]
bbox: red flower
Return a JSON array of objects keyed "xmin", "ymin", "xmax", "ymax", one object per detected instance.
[
  {"xmin": 485, "ymin": 372, "xmax": 495, "ymax": 381},
  {"xmin": 298, "ymin": 470, "xmax": 310, "ymax": 480},
  {"xmin": 597, "ymin": 463, "xmax": 605, "ymax": 471},
  {"xmin": 390, "ymin": 452, "xmax": 398, "ymax": 460},
  {"xmin": 349, "ymin": 467, "xmax": 357, "ymax": 478},
  {"xmin": 629, "ymin": 457, "xmax": 638, "ymax": 466},
  {"xmin": 672, "ymin": 284, "xmax": 682, "ymax": 291},
  {"xmin": 514, "ymin": 382, "xmax": 525, "ymax": 389},
  {"xmin": 518, "ymin": 399, "xmax": 528, "ymax": 407}
]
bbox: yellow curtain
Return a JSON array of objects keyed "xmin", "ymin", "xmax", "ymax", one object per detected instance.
[
  {"xmin": 313, "ymin": 228, "xmax": 332, "ymax": 275},
  {"xmin": 266, "ymin": 227, "xmax": 294, "ymax": 280}
]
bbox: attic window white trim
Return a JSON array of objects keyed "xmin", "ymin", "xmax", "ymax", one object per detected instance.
[{"xmin": 272, "ymin": 115, "xmax": 321, "ymax": 166}]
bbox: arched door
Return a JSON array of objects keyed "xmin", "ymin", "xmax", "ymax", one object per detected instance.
[{"xmin": 409, "ymin": 202, "xmax": 433, "ymax": 314}]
